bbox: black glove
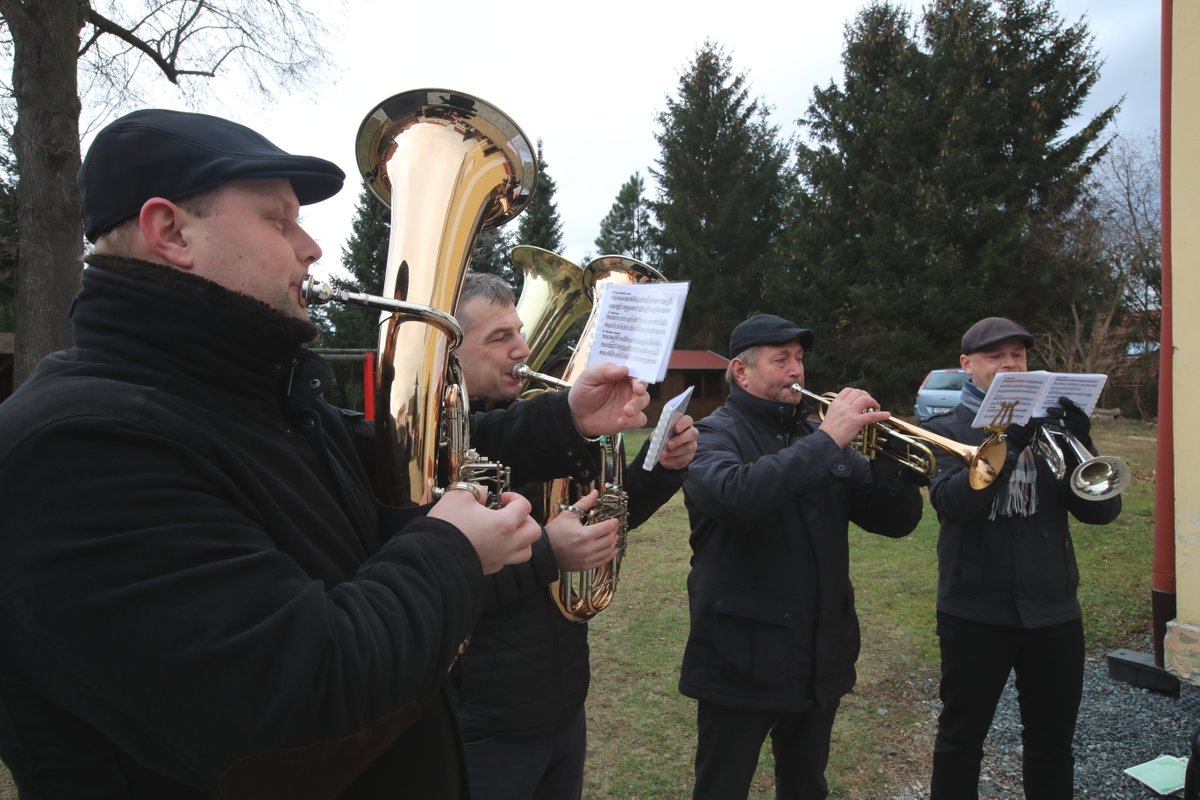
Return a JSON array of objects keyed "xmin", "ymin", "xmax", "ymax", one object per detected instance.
[
  {"xmin": 872, "ymin": 435, "xmax": 931, "ymax": 488},
  {"xmin": 1002, "ymin": 418, "xmax": 1042, "ymax": 452},
  {"xmin": 1045, "ymin": 396, "xmax": 1092, "ymax": 445}
]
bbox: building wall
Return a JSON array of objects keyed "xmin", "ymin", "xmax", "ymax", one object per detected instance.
[{"xmin": 1165, "ymin": 0, "xmax": 1200, "ymax": 683}]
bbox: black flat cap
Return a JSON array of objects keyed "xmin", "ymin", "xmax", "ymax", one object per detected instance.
[
  {"xmin": 729, "ymin": 313, "xmax": 814, "ymax": 358},
  {"xmin": 78, "ymin": 109, "xmax": 345, "ymax": 242},
  {"xmin": 961, "ymin": 317, "xmax": 1034, "ymax": 354}
]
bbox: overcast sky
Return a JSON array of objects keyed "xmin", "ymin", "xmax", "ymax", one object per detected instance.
[{"xmin": 182, "ymin": 0, "xmax": 1161, "ymax": 281}]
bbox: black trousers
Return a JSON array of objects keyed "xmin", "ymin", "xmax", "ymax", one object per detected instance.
[
  {"xmin": 930, "ymin": 611, "xmax": 1084, "ymax": 800},
  {"xmin": 693, "ymin": 699, "xmax": 840, "ymax": 800},
  {"xmin": 461, "ymin": 705, "xmax": 586, "ymax": 800}
]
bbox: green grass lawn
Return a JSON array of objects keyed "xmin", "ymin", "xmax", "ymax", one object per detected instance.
[{"xmin": 0, "ymin": 420, "xmax": 1161, "ymax": 799}]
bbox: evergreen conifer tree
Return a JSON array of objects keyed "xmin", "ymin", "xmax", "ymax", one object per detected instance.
[
  {"xmin": 651, "ymin": 41, "xmax": 793, "ymax": 352},
  {"xmin": 595, "ymin": 172, "xmax": 655, "ymax": 262},
  {"xmin": 785, "ymin": 0, "xmax": 1118, "ymax": 407},
  {"xmin": 510, "ymin": 140, "xmax": 565, "ymax": 298},
  {"xmin": 470, "ymin": 228, "xmax": 518, "ymax": 287}
]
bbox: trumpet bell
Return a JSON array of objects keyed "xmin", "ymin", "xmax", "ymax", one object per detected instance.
[
  {"xmin": 1035, "ymin": 426, "xmax": 1131, "ymax": 501},
  {"xmin": 1071, "ymin": 454, "xmax": 1132, "ymax": 500}
]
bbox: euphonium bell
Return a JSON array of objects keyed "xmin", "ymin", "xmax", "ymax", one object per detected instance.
[
  {"xmin": 791, "ymin": 384, "xmax": 1007, "ymax": 489},
  {"xmin": 511, "ymin": 246, "xmax": 590, "ymax": 377}
]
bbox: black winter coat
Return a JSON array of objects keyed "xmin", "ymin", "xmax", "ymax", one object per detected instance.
[
  {"xmin": 0, "ymin": 259, "xmax": 593, "ymax": 799},
  {"xmin": 923, "ymin": 404, "xmax": 1121, "ymax": 628},
  {"xmin": 679, "ymin": 385, "xmax": 922, "ymax": 711}
]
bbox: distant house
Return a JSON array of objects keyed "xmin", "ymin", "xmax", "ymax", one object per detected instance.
[{"xmin": 646, "ymin": 349, "xmax": 729, "ymax": 423}]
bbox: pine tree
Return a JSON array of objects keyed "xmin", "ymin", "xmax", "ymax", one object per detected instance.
[
  {"xmin": 785, "ymin": 0, "xmax": 1118, "ymax": 408},
  {"xmin": 516, "ymin": 142, "xmax": 564, "ymax": 251},
  {"xmin": 512, "ymin": 140, "xmax": 565, "ymax": 298},
  {"xmin": 470, "ymin": 228, "xmax": 518, "ymax": 287},
  {"xmin": 650, "ymin": 41, "xmax": 793, "ymax": 352},
  {"xmin": 594, "ymin": 172, "xmax": 655, "ymax": 262}
]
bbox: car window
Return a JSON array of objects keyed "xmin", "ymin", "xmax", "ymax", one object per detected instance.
[{"xmin": 925, "ymin": 372, "xmax": 966, "ymax": 391}]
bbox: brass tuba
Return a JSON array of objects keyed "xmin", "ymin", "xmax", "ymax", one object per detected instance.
[
  {"xmin": 512, "ymin": 250, "xmax": 666, "ymax": 621},
  {"xmin": 306, "ymin": 89, "xmax": 536, "ymax": 505}
]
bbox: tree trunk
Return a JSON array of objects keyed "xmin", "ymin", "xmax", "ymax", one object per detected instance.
[{"xmin": 1, "ymin": 0, "xmax": 86, "ymax": 386}]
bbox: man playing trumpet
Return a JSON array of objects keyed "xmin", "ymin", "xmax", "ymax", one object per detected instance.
[
  {"xmin": 923, "ymin": 316, "xmax": 1123, "ymax": 799},
  {"xmin": 679, "ymin": 313, "xmax": 923, "ymax": 799}
]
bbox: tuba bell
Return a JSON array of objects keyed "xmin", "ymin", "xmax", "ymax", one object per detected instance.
[{"xmin": 306, "ymin": 89, "xmax": 535, "ymax": 505}]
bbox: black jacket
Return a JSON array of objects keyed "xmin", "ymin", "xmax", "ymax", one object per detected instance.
[
  {"xmin": 0, "ymin": 259, "xmax": 591, "ymax": 799},
  {"xmin": 453, "ymin": 402, "xmax": 686, "ymax": 739},
  {"xmin": 924, "ymin": 404, "xmax": 1121, "ymax": 628},
  {"xmin": 679, "ymin": 385, "xmax": 922, "ymax": 711}
]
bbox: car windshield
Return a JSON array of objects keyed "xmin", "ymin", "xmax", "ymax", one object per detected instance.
[{"xmin": 925, "ymin": 372, "xmax": 966, "ymax": 391}]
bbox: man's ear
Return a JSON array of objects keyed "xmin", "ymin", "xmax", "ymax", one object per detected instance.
[
  {"xmin": 138, "ymin": 198, "xmax": 195, "ymax": 270},
  {"xmin": 730, "ymin": 358, "xmax": 748, "ymax": 388}
]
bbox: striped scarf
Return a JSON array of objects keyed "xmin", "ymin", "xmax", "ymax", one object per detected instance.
[{"xmin": 960, "ymin": 381, "xmax": 1038, "ymax": 519}]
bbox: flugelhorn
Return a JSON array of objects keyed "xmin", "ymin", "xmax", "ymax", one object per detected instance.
[
  {"xmin": 1034, "ymin": 425, "xmax": 1131, "ymax": 500},
  {"xmin": 791, "ymin": 384, "xmax": 1007, "ymax": 489}
]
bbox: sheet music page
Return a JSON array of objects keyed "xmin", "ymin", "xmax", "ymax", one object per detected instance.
[
  {"xmin": 1031, "ymin": 373, "xmax": 1108, "ymax": 416},
  {"xmin": 971, "ymin": 370, "xmax": 1110, "ymax": 427},
  {"xmin": 643, "ymin": 386, "xmax": 694, "ymax": 470},
  {"xmin": 971, "ymin": 371, "xmax": 1051, "ymax": 428},
  {"xmin": 586, "ymin": 281, "xmax": 690, "ymax": 382}
]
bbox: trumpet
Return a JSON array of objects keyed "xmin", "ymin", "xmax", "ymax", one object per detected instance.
[
  {"xmin": 1034, "ymin": 425, "xmax": 1131, "ymax": 501},
  {"xmin": 790, "ymin": 384, "xmax": 1007, "ymax": 490}
]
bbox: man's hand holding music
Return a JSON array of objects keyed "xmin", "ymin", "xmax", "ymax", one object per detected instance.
[
  {"xmin": 567, "ymin": 362, "xmax": 649, "ymax": 438},
  {"xmin": 657, "ymin": 414, "xmax": 698, "ymax": 470}
]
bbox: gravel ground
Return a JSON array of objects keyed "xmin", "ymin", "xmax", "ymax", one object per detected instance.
[{"xmin": 888, "ymin": 648, "xmax": 1197, "ymax": 799}]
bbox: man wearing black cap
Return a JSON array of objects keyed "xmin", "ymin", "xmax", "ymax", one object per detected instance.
[
  {"xmin": 922, "ymin": 316, "xmax": 1122, "ymax": 799},
  {"xmin": 0, "ymin": 109, "xmax": 649, "ymax": 799},
  {"xmin": 447, "ymin": 271, "xmax": 697, "ymax": 800},
  {"xmin": 678, "ymin": 313, "xmax": 923, "ymax": 799}
]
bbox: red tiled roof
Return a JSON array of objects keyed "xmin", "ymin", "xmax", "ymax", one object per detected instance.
[{"xmin": 668, "ymin": 350, "xmax": 728, "ymax": 370}]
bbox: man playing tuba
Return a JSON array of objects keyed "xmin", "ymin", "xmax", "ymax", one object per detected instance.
[
  {"xmin": 450, "ymin": 272, "xmax": 698, "ymax": 800},
  {"xmin": 0, "ymin": 109, "xmax": 650, "ymax": 800}
]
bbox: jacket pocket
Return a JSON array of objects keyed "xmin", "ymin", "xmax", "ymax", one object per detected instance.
[{"xmin": 709, "ymin": 587, "xmax": 808, "ymax": 690}]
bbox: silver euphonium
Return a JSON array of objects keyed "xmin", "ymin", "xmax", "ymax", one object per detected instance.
[{"xmin": 305, "ymin": 89, "xmax": 536, "ymax": 505}]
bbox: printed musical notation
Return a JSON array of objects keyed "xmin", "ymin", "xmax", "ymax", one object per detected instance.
[
  {"xmin": 586, "ymin": 281, "xmax": 690, "ymax": 383},
  {"xmin": 971, "ymin": 370, "xmax": 1108, "ymax": 428}
]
